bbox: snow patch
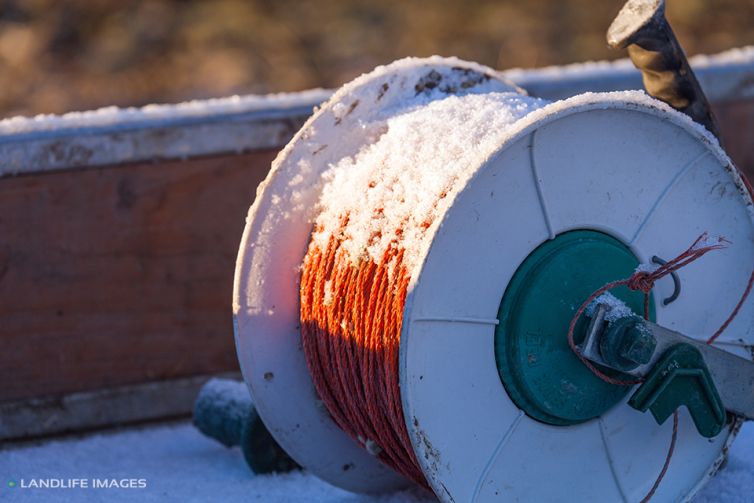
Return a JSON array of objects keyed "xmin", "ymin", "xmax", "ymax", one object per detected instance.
[
  {"xmin": 309, "ymin": 89, "xmax": 546, "ymax": 272},
  {"xmin": 0, "ymin": 90, "xmax": 332, "ymax": 136},
  {"xmin": 635, "ymin": 262, "xmax": 661, "ymax": 274},
  {"xmin": 0, "ymin": 420, "xmax": 751, "ymax": 501},
  {"xmin": 587, "ymin": 292, "xmax": 638, "ymax": 322}
]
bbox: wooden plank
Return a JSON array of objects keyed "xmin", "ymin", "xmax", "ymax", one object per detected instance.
[
  {"xmin": 0, "ymin": 92, "xmax": 330, "ymax": 176},
  {"xmin": 714, "ymin": 99, "xmax": 754, "ymax": 178},
  {"xmin": 0, "ymin": 373, "xmax": 240, "ymax": 441},
  {"xmin": 0, "ymin": 151, "xmax": 274, "ymax": 401}
]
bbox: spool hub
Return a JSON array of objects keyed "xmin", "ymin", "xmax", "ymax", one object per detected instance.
[{"xmin": 496, "ymin": 230, "xmax": 653, "ymax": 426}]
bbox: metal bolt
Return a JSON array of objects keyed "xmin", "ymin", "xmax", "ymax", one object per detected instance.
[
  {"xmin": 601, "ymin": 316, "xmax": 657, "ymax": 372},
  {"xmin": 618, "ymin": 322, "xmax": 657, "ymax": 365}
]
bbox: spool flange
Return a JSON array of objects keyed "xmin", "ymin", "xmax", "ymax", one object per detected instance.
[{"xmin": 401, "ymin": 90, "xmax": 754, "ymax": 502}]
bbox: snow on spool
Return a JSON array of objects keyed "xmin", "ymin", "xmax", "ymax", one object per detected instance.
[{"xmin": 233, "ymin": 57, "xmax": 754, "ymax": 501}]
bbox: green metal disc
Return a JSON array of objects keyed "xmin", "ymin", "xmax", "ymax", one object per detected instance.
[{"xmin": 495, "ymin": 230, "xmax": 655, "ymax": 426}]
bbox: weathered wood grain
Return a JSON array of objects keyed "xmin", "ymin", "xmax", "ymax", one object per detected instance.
[
  {"xmin": 0, "ymin": 373, "xmax": 240, "ymax": 441},
  {"xmin": 0, "ymin": 151, "xmax": 274, "ymax": 401}
]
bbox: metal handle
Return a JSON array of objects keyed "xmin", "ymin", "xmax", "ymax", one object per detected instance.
[{"xmin": 607, "ymin": 0, "xmax": 721, "ymax": 139}]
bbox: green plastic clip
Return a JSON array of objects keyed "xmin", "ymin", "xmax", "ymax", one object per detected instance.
[{"xmin": 628, "ymin": 343, "xmax": 726, "ymax": 438}]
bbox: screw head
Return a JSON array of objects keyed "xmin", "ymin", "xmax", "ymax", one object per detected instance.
[
  {"xmin": 618, "ymin": 323, "xmax": 657, "ymax": 365},
  {"xmin": 601, "ymin": 316, "xmax": 657, "ymax": 372}
]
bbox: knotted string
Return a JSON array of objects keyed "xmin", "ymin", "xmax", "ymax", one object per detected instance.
[{"xmin": 567, "ymin": 233, "xmax": 728, "ymax": 386}]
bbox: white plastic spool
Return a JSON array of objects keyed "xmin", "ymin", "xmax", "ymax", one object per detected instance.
[{"xmin": 233, "ymin": 57, "xmax": 754, "ymax": 502}]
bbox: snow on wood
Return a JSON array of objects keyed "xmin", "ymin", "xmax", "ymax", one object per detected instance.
[
  {"xmin": 0, "ymin": 90, "xmax": 332, "ymax": 137},
  {"xmin": 0, "ymin": 47, "xmax": 752, "ymax": 176}
]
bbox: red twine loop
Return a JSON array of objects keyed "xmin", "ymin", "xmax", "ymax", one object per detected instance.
[{"xmin": 626, "ymin": 232, "xmax": 728, "ymax": 295}]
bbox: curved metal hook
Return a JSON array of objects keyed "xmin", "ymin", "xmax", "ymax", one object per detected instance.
[{"xmin": 652, "ymin": 255, "xmax": 681, "ymax": 305}]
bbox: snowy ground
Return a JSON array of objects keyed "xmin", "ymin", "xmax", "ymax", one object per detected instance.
[{"xmin": 1, "ymin": 420, "xmax": 752, "ymax": 502}]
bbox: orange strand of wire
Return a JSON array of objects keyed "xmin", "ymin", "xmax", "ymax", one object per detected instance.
[{"xmin": 300, "ymin": 223, "xmax": 429, "ymax": 489}]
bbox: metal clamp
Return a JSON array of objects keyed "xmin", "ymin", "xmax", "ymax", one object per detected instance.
[{"xmin": 580, "ymin": 304, "xmax": 754, "ymax": 434}]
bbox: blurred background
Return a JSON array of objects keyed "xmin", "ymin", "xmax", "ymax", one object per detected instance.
[{"xmin": 0, "ymin": 0, "xmax": 753, "ymax": 119}]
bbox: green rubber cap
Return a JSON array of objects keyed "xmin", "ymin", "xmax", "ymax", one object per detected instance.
[{"xmin": 495, "ymin": 230, "xmax": 654, "ymax": 425}]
